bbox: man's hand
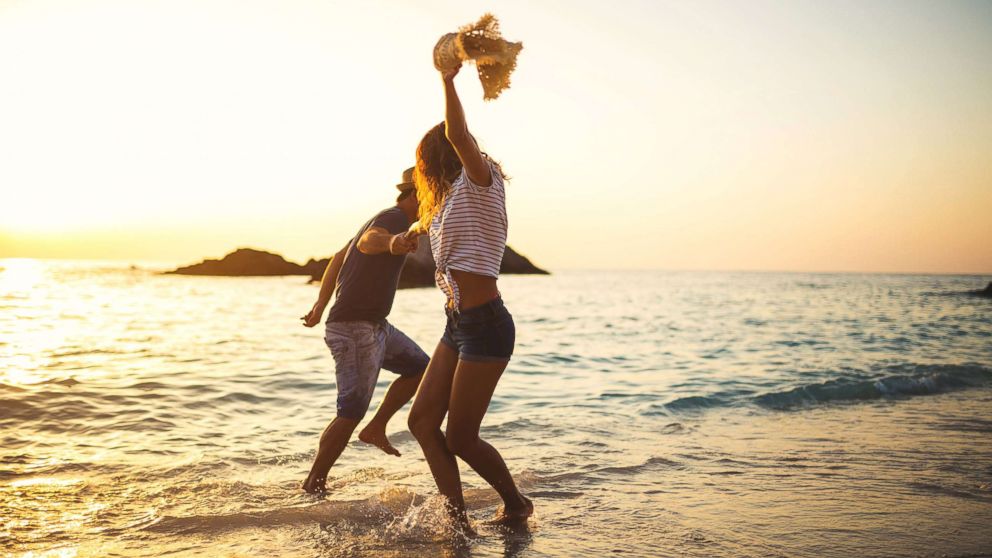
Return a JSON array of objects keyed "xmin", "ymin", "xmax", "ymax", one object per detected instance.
[
  {"xmin": 300, "ymin": 301, "xmax": 325, "ymax": 328},
  {"xmin": 389, "ymin": 233, "xmax": 418, "ymax": 255}
]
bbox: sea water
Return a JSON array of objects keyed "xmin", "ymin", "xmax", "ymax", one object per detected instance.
[{"xmin": 2, "ymin": 260, "xmax": 991, "ymax": 557}]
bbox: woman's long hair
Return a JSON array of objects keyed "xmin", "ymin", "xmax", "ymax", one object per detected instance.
[
  {"xmin": 414, "ymin": 122, "xmax": 506, "ymax": 230},
  {"xmin": 414, "ymin": 122, "xmax": 461, "ymax": 231}
]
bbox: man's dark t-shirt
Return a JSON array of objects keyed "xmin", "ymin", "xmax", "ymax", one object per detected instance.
[{"xmin": 327, "ymin": 207, "xmax": 411, "ymax": 323}]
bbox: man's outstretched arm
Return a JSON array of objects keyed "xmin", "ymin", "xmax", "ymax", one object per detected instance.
[
  {"xmin": 357, "ymin": 226, "xmax": 418, "ymax": 256},
  {"xmin": 301, "ymin": 243, "xmax": 348, "ymax": 327}
]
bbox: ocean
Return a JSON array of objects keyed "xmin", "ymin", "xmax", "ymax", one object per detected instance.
[{"xmin": 2, "ymin": 259, "xmax": 991, "ymax": 557}]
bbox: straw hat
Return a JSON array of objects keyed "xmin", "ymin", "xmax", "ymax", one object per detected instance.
[
  {"xmin": 433, "ymin": 33, "xmax": 463, "ymax": 72},
  {"xmin": 431, "ymin": 14, "xmax": 522, "ymax": 100},
  {"xmin": 395, "ymin": 167, "xmax": 415, "ymax": 192}
]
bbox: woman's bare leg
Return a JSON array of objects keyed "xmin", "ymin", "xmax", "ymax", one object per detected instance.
[
  {"xmin": 407, "ymin": 342, "xmax": 469, "ymax": 525},
  {"xmin": 445, "ymin": 359, "xmax": 531, "ymax": 522}
]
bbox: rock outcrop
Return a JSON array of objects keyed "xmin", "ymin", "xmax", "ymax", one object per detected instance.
[
  {"xmin": 301, "ymin": 258, "xmax": 329, "ymax": 281},
  {"xmin": 167, "ymin": 243, "xmax": 548, "ymax": 289},
  {"xmin": 973, "ymin": 282, "xmax": 992, "ymax": 298},
  {"xmin": 167, "ymin": 248, "xmax": 305, "ymax": 276},
  {"xmin": 500, "ymin": 245, "xmax": 547, "ymax": 276},
  {"xmin": 397, "ymin": 240, "xmax": 439, "ymax": 289}
]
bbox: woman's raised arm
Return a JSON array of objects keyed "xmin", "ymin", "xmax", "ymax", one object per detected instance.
[{"xmin": 442, "ymin": 65, "xmax": 492, "ymax": 187}]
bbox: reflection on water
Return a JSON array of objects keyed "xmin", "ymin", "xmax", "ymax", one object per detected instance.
[{"xmin": 1, "ymin": 261, "xmax": 991, "ymax": 557}]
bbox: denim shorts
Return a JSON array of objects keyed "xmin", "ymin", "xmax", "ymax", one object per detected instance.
[
  {"xmin": 440, "ymin": 297, "xmax": 515, "ymax": 362},
  {"xmin": 324, "ymin": 319, "xmax": 429, "ymax": 420}
]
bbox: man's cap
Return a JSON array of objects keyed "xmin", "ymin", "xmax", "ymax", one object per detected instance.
[{"xmin": 396, "ymin": 167, "xmax": 415, "ymax": 192}]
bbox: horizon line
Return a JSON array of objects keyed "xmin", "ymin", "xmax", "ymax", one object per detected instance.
[{"xmin": 2, "ymin": 255, "xmax": 989, "ymax": 278}]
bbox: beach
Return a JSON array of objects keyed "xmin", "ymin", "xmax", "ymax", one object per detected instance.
[{"xmin": 2, "ymin": 260, "xmax": 991, "ymax": 557}]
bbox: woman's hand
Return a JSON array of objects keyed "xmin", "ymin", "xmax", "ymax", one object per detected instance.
[
  {"xmin": 407, "ymin": 222, "xmax": 427, "ymax": 236},
  {"xmin": 389, "ymin": 233, "xmax": 418, "ymax": 255},
  {"xmin": 300, "ymin": 301, "xmax": 325, "ymax": 328},
  {"xmin": 441, "ymin": 63, "xmax": 461, "ymax": 83}
]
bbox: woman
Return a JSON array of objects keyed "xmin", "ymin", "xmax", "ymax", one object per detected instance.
[{"xmin": 406, "ymin": 62, "xmax": 533, "ymax": 529}]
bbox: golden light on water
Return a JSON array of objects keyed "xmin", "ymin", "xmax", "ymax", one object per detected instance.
[
  {"xmin": 3, "ymin": 477, "xmax": 88, "ymax": 558},
  {"xmin": 0, "ymin": 258, "xmax": 44, "ymax": 292},
  {"xmin": 0, "ymin": 259, "xmax": 48, "ymax": 386},
  {"xmin": 1, "ymin": 359, "xmax": 46, "ymax": 387},
  {"xmin": 9, "ymin": 478, "xmax": 83, "ymax": 489},
  {"xmin": 1, "ymin": 258, "xmax": 121, "ymax": 387},
  {"xmin": 17, "ymin": 548, "xmax": 79, "ymax": 558}
]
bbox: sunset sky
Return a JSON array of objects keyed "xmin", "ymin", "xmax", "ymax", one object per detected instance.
[{"xmin": 1, "ymin": 0, "xmax": 990, "ymax": 273}]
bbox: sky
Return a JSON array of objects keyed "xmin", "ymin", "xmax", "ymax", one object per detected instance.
[{"xmin": 1, "ymin": 0, "xmax": 990, "ymax": 273}]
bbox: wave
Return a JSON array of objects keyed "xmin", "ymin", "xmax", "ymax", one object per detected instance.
[
  {"xmin": 661, "ymin": 364, "xmax": 992, "ymax": 412},
  {"xmin": 755, "ymin": 364, "xmax": 992, "ymax": 410}
]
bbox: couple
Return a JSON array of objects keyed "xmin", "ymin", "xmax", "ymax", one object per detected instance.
[{"xmin": 300, "ymin": 63, "xmax": 533, "ymax": 528}]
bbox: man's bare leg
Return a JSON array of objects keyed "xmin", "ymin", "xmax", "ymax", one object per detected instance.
[
  {"xmin": 359, "ymin": 373, "xmax": 423, "ymax": 456},
  {"xmin": 302, "ymin": 416, "xmax": 359, "ymax": 494}
]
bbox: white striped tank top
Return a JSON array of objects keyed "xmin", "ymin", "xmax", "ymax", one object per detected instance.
[{"xmin": 429, "ymin": 161, "xmax": 507, "ymax": 308}]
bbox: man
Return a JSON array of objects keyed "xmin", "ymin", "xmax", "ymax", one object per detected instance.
[{"xmin": 299, "ymin": 168, "xmax": 428, "ymax": 494}]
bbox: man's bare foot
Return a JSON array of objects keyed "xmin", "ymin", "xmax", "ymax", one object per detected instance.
[
  {"xmin": 486, "ymin": 495, "xmax": 533, "ymax": 525},
  {"xmin": 358, "ymin": 424, "xmax": 401, "ymax": 457},
  {"xmin": 301, "ymin": 474, "xmax": 327, "ymax": 495}
]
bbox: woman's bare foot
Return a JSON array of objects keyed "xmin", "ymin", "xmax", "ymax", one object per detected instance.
[
  {"xmin": 358, "ymin": 424, "xmax": 401, "ymax": 456},
  {"xmin": 449, "ymin": 508, "xmax": 478, "ymax": 538},
  {"xmin": 455, "ymin": 518, "xmax": 478, "ymax": 538},
  {"xmin": 486, "ymin": 495, "xmax": 533, "ymax": 525}
]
